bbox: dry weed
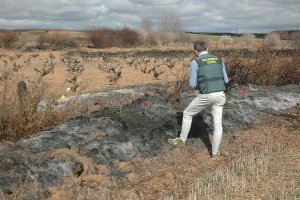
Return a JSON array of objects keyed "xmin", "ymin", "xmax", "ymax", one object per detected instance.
[{"xmin": 187, "ymin": 145, "xmax": 300, "ymax": 200}]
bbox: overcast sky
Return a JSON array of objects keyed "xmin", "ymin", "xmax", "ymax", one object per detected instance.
[{"xmin": 0, "ymin": 0, "xmax": 299, "ymax": 33}]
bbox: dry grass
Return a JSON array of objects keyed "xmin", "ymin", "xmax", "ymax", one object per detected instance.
[
  {"xmin": 188, "ymin": 145, "xmax": 300, "ymax": 200},
  {"xmin": 0, "ymin": 53, "xmax": 79, "ymax": 141},
  {"xmin": 0, "ymin": 181, "xmax": 50, "ymax": 200},
  {"xmin": 0, "ymin": 79, "xmax": 75, "ymax": 140}
]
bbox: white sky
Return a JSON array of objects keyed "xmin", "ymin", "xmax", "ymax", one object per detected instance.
[{"xmin": 0, "ymin": 0, "xmax": 299, "ymax": 33}]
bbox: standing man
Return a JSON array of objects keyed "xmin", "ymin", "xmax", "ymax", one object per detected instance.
[{"xmin": 168, "ymin": 41, "xmax": 229, "ymax": 158}]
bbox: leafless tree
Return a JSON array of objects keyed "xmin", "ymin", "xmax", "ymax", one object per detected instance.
[
  {"xmin": 159, "ymin": 12, "xmax": 182, "ymax": 45},
  {"xmin": 241, "ymin": 33, "xmax": 256, "ymax": 48},
  {"xmin": 220, "ymin": 35, "xmax": 233, "ymax": 47},
  {"xmin": 264, "ymin": 32, "xmax": 281, "ymax": 48},
  {"xmin": 174, "ymin": 30, "xmax": 192, "ymax": 44},
  {"xmin": 139, "ymin": 17, "xmax": 155, "ymax": 45},
  {"xmin": 159, "ymin": 12, "xmax": 182, "ymax": 33},
  {"xmin": 140, "ymin": 16, "xmax": 153, "ymax": 33},
  {"xmin": 159, "ymin": 32, "xmax": 175, "ymax": 46}
]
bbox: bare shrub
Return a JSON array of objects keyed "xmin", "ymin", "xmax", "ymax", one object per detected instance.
[
  {"xmin": 264, "ymin": 32, "xmax": 281, "ymax": 48},
  {"xmin": 87, "ymin": 28, "xmax": 115, "ymax": 48},
  {"xmin": 97, "ymin": 53, "xmax": 122, "ymax": 84},
  {"xmin": 0, "ymin": 53, "xmax": 28, "ymax": 77},
  {"xmin": 36, "ymin": 34, "xmax": 49, "ymax": 49},
  {"xmin": 34, "ymin": 53, "xmax": 55, "ymax": 83},
  {"xmin": 159, "ymin": 12, "xmax": 182, "ymax": 33},
  {"xmin": 139, "ymin": 17, "xmax": 158, "ymax": 46},
  {"xmin": 224, "ymin": 47, "xmax": 299, "ymax": 85},
  {"xmin": 140, "ymin": 16, "xmax": 153, "ymax": 33},
  {"xmin": 87, "ymin": 28, "xmax": 141, "ymax": 48},
  {"xmin": 147, "ymin": 33, "xmax": 159, "ymax": 46},
  {"xmin": 175, "ymin": 31, "xmax": 192, "ymax": 44},
  {"xmin": 61, "ymin": 56, "xmax": 85, "ymax": 92},
  {"xmin": 48, "ymin": 32, "xmax": 68, "ymax": 48},
  {"xmin": 275, "ymin": 55, "xmax": 300, "ymax": 85},
  {"xmin": 159, "ymin": 32, "xmax": 175, "ymax": 46},
  {"xmin": 166, "ymin": 61, "xmax": 190, "ymax": 102},
  {"xmin": 158, "ymin": 12, "xmax": 184, "ymax": 45},
  {"xmin": 241, "ymin": 33, "xmax": 256, "ymax": 48},
  {"xmin": 220, "ymin": 35, "xmax": 233, "ymax": 47},
  {"xmin": 36, "ymin": 32, "xmax": 75, "ymax": 49},
  {"xmin": 205, "ymin": 38, "xmax": 214, "ymax": 48},
  {"xmin": 0, "ymin": 53, "xmax": 75, "ymax": 140},
  {"xmin": 0, "ymin": 32, "xmax": 17, "ymax": 48},
  {"xmin": 0, "ymin": 77, "xmax": 72, "ymax": 141},
  {"xmin": 291, "ymin": 32, "xmax": 300, "ymax": 49},
  {"xmin": 120, "ymin": 27, "xmax": 141, "ymax": 47}
]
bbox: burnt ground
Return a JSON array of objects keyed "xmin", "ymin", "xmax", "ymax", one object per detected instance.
[
  {"xmin": 68, "ymin": 49, "xmax": 300, "ymax": 59},
  {"xmin": 0, "ymin": 84, "xmax": 299, "ymax": 199}
]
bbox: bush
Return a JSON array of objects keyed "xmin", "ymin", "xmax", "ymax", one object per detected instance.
[
  {"xmin": 224, "ymin": 46, "xmax": 299, "ymax": 86},
  {"xmin": 0, "ymin": 55, "xmax": 75, "ymax": 141},
  {"xmin": 158, "ymin": 32, "xmax": 175, "ymax": 46},
  {"xmin": 47, "ymin": 32, "xmax": 69, "ymax": 48},
  {"xmin": 220, "ymin": 35, "xmax": 233, "ymax": 47},
  {"xmin": 87, "ymin": 28, "xmax": 141, "ymax": 48},
  {"xmin": 36, "ymin": 32, "xmax": 76, "ymax": 49},
  {"xmin": 241, "ymin": 33, "xmax": 256, "ymax": 48},
  {"xmin": 174, "ymin": 31, "xmax": 192, "ymax": 44},
  {"xmin": 120, "ymin": 27, "xmax": 141, "ymax": 47},
  {"xmin": 264, "ymin": 32, "xmax": 280, "ymax": 48},
  {"xmin": 36, "ymin": 34, "xmax": 49, "ymax": 49},
  {"xmin": 139, "ymin": 30, "xmax": 158, "ymax": 46},
  {"xmin": 291, "ymin": 32, "xmax": 300, "ymax": 49},
  {"xmin": 0, "ymin": 32, "xmax": 17, "ymax": 48},
  {"xmin": 0, "ymin": 78, "xmax": 77, "ymax": 141}
]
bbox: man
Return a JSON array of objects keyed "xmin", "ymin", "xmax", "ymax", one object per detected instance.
[{"xmin": 168, "ymin": 41, "xmax": 229, "ymax": 158}]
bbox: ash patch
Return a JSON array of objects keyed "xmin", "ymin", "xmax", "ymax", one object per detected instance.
[{"xmin": 0, "ymin": 84, "xmax": 299, "ymax": 192}]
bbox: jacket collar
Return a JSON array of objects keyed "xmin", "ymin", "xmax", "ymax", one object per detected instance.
[{"xmin": 198, "ymin": 51, "xmax": 208, "ymax": 56}]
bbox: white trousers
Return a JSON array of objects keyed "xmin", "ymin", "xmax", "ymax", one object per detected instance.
[{"xmin": 179, "ymin": 91, "xmax": 226, "ymax": 155}]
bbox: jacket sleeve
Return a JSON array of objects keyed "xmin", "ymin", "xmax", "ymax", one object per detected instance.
[
  {"xmin": 222, "ymin": 61, "xmax": 229, "ymax": 84},
  {"xmin": 189, "ymin": 60, "xmax": 198, "ymax": 88}
]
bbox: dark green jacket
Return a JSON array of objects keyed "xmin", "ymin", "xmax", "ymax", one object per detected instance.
[{"xmin": 195, "ymin": 54, "xmax": 226, "ymax": 94}]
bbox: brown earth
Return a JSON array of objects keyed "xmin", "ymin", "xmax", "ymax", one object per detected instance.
[{"xmin": 1, "ymin": 49, "xmax": 190, "ymax": 99}]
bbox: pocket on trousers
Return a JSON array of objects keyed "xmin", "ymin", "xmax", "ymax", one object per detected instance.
[{"xmin": 219, "ymin": 92, "xmax": 226, "ymax": 105}]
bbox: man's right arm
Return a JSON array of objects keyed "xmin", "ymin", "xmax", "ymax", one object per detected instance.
[{"xmin": 189, "ymin": 60, "xmax": 198, "ymax": 88}]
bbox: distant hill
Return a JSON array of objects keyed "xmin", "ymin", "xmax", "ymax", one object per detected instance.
[
  {"xmin": 187, "ymin": 32, "xmax": 267, "ymax": 38},
  {"xmin": 188, "ymin": 30, "xmax": 300, "ymax": 40}
]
